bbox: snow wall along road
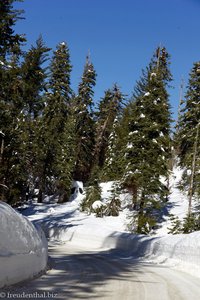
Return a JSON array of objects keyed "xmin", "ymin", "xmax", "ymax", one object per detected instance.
[
  {"xmin": 0, "ymin": 202, "xmax": 48, "ymax": 288},
  {"xmin": 51, "ymin": 222, "xmax": 200, "ymax": 278}
]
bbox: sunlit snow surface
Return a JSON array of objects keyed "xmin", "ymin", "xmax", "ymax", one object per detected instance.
[
  {"xmin": 1, "ymin": 167, "xmax": 200, "ymax": 289},
  {"xmin": 156, "ymin": 166, "xmax": 189, "ymax": 235},
  {"xmin": 17, "ymin": 172, "xmax": 200, "ymax": 278}
]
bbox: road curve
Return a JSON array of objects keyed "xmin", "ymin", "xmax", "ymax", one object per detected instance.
[{"xmin": 2, "ymin": 242, "xmax": 200, "ymax": 300}]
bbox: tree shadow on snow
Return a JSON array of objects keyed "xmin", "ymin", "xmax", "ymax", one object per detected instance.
[{"xmin": 2, "ymin": 236, "xmax": 165, "ymax": 300}]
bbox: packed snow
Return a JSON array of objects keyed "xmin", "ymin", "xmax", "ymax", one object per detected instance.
[
  {"xmin": 0, "ymin": 202, "xmax": 48, "ymax": 288},
  {"xmin": 126, "ymin": 142, "xmax": 133, "ymax": 149},
  {"xmin": 1, "ymin": 166, "xmax": 200, "ymax": 289},
  {"xmin": 92, "ymin": 200, "xmax": 106, "ymax": 210}
]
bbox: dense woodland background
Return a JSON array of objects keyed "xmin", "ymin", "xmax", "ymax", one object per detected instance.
[{"xmin": 1, "ymin": 0, "xmax": 200, "ymax": 234}]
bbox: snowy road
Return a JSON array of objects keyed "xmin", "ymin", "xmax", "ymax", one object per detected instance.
[{"xmin": 3, "ymin": 242, "xmax": 200, "ymax": 300}]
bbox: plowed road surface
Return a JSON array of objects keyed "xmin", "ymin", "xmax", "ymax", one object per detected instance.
[{"xmin": 3, "ymin": 243, "xmax": 200, "ymax": 300}]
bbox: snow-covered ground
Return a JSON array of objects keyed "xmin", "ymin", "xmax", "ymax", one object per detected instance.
[
  {"xmin": 0, "ymin": 202, "xmax": 48, "ymax": 288},
  {"xmin": 1, "ymin": 167, "xmax": 200, "ymax": 289},
  {"xmin": 156, "ymin": 166, "xmax": 190, "ymax": 235}
]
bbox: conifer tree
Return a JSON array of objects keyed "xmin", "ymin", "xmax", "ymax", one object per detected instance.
[
  {"xmin": 73, "ymin": 55, "xmax": 97, "ymax": 182},
  {"xmin": 0, "ymin": 0, "xmax": 26, "ymax": 203},
  {"xmin": 40, "ymin": 42, "xmax": 74, "ymax": 202},
  {"xmin": 92, "ymin": 84, "xmax": 126, "ymax": 181},
  {"xmin": 122, "ymin": 47, "xmax": 172, "ymax": 234},
  {"xmin": 101, "ymin": 117, "xmax": 121, "ymax": 181},
  {"xmin": 17, "ymin": 36, "xmax": 50, "ymax": 200},
  {"xmin": 0, "ymin": 0, "xmax": 25, "ymax": 59},
  {"xmin": 93, "ymin": 84, "xmax": 125, "ymax": 170},
  {"xmin": 176, "ymin": 62, "xmax": 200, "ymax": 208},
  {"xmin": 21, "ymin": 35, "xmax": 50, "ymax": 118}
]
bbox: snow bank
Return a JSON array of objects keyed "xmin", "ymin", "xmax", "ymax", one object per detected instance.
[
  {"xmin": 0, "ymin": 202, "xmax": 48, "ymax": 288},
  {"xmin": 101, "ymin": 231, "xmax": 200, "ymax": 278},
  {"xmin": 54, "ymin": 214, "xmax": 200, "ymax": 278},
  {"xmin": 145, "ymin": 232, "xmax": 200, "ymax": 277},
  {"xmin": 48, "ymin": 215, "xmax": 199, "ymax": 279}
]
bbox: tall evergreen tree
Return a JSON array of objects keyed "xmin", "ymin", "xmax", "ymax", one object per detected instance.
[
  {"xmin": 175, "ymin": 62, "xmax": 200, "ymax": 205},
  {"xmin": 17, "ymin": 36, "xmax": 50, "ymax": 200},
  {"xmin": 102, "ymin": 102, "xmax": 130, "ymax": 181},
  {"xmin": 83, "ymin": 85, "xmax": 125, "ymax": 211},
  {"xmin": 122, "ymin": 47, "xmax": 172, "ymax": 234},
  {"xmin": 93, "ymin": 84, "xmax": 125, "ymax": 171},
  {"xmin": 73, "ymin": 54, "xmax": 97, "ymax": 182},
  {"xmin": 21, "ymin": 35, "xmax": 50, "ymax": 118},
  {"xmin": 0, "ymin": 0, "xmax": 26, "ymax": 203},
  {"xmin": 0, "ymin": 0, "xmax": 25, "ymax": 59},
  {"xmin": 40, "ymin": 41, "xmax": 74, "ymax": 202}
]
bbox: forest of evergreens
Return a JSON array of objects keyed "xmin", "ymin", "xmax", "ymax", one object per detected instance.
[{"xmin": 1, "ymin": 0, "xmax": 200, "ymax": 234}]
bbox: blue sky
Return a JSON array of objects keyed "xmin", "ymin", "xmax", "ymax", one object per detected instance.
[{"xmin": 14, "ymin": 0, "xmax": 200, "ymax": 120}]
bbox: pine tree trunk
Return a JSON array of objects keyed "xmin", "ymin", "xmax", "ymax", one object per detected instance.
[
  {"xmin": 188, "ymin": 122, "xmax": 200, "ymax": 216},
  {"xmin": 176, "ymin": 78, "xmax": 184, "ymax": 133},
  {"xmin": 93, "ymin": 115, "xmax": 110, "ymax": 168},
  {"xmin": 137, "ymin": 191, "xmax": 145, "ymax": 233},
  {"xmin": 0, "ymin": 136, "xmax": 4, "ymax": 164},
  {"xmin": 38, "ymin": 175, "xmax": 45, "ymax": 203},
  {"xmin": 37, "ymin": 188, "xmax": 43, "ymax": 203}
]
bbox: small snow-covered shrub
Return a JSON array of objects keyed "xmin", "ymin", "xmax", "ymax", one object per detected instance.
[
  {"xmin": 80, "ymin": 184, "xmax": 102, "ymax": 213},
  {"xmin": 168, "ymin": 213, "xmax": 200, "ymax": 234},
  {"xmin": 102, "ymin": 181, "xmax": 122, "ymax": 216},
  {"xmin": 168, "ymin": 214, "xmax": 182, "ymax": 234},
  {"xmin": 138, "ymin": 214, "xmax": 156, "ymax": 234},
  {"xmin": 91, "ymin": 200, "xmax": 107, "ymax": 217},
  {"xmin": 182, "ymin": 213, "xmax": 200, "ymax": 233},
  {"xmin": 104, "ymin": 197, "xmax": 121, "ymax": 216}
]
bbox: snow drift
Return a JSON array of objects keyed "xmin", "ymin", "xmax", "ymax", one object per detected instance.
[{"xmin": 0, "ymin": 202, "xmax": 48, "ymax": 288}]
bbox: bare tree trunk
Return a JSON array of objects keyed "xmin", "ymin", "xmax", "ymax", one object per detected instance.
[
  {"xmin": 0, "ymin": 134, "xmax": 4, "ymax": 164},
  {"xmin": 176, "ymin": 78, "xmax": 184, "ymax": 133},
  {"xmin": 93, "ymin": 115, "xmax": 110, "ymax": 167},
  {"xmin": 188, "ymin": 122, "xmax": 200, "ymax": 216},
  {"xmin": 137, "ymin": 190, "xmax": 145, "ymax": 233}
]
